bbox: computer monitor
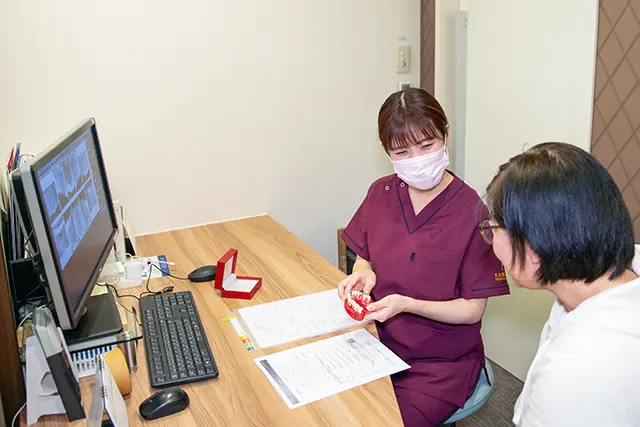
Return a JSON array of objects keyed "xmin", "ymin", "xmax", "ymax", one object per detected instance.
[{"xmin": 11, "ymin": 118, "xmax": 118, "ymax": 330}]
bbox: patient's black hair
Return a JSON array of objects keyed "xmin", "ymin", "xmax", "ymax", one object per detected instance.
[{"xmin": 485, "ymin": 142, "xmax": 634, "ymax": 284}]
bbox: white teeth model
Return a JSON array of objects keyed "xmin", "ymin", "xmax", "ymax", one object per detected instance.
[
  {"xmin": 347, "ymin": 291, "xmax": 371, "ymax": 313},
  {"xmin": 348, "ymin": 298, "xmax": 363, "ymax": 313}
]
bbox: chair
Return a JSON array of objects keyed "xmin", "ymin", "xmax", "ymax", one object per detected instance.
[{"xmin": 443, "ymin": 359, "xmax": 495, "ymax": 426}]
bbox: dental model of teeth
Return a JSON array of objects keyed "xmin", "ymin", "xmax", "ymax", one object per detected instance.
[
  {"xmin": 344, "ymin": 290, "xmax": 373, "ymax": 321},
  {"xmin": 347, "ymin": 290, "xmax": 371, "ymax": 313}
]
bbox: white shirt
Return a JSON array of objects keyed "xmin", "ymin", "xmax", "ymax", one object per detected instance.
[{"xmin": 513, "ymin": 245, "xmax": 640, "ymax": 427}]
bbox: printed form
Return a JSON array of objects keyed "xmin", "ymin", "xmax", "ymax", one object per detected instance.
[
  {"xmin": 237, "ymin": 289, "xmax": 367, "ymax": 348},
  {"xmin": 254, "ymin": 329, "xmax": 410, "ymax": 409}
]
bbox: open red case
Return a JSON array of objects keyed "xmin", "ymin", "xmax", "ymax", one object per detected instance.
[{"xmin": 214, "ymin": 248, "xmax": 262, "ymax": 299}]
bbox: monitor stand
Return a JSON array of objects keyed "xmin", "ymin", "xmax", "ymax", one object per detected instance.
[{"xmin": 62, "ymin": 291, "xmax": 124, "ymax": 351}]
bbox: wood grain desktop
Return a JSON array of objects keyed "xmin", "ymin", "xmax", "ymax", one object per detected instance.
[{"xmin": 25, "ymin": 215, "xmax": 402, "ymax": 426}]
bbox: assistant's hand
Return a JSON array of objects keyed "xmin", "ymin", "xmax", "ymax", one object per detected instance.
[
  {"xmin": 364, "ymin": 294, "xmax": 411, "ymax": 322},
  {"xmin": 337, "ymin": 270, "xmax": 376, "ymax": 300}
]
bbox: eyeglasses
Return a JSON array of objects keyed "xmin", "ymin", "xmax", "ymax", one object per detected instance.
[{"xmin": 478, "ymin": 220, "xmax": 502, "ymax": 245}]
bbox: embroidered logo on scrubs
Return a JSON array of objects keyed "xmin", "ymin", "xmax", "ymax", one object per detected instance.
[{"xmin": 494, "ymin": 265, "xmax": 507, "ymax": 282}]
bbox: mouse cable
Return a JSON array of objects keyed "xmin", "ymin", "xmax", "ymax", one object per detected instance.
[{"xmin": 148, "ymin": 262, "xmax": 190, "ymax": 281}]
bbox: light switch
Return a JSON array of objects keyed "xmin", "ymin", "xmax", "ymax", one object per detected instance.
[{"xmin": 397, "ymin": 45, "xmax": 410, "ymax": 73}]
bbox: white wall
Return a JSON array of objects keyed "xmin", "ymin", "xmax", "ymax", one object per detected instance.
[
  {"xmin": 436, "ymin": 0, "xmax": 599, "ymax": 380},
  {"xmin": 0, "ymin": 1, "xmax": 418, "ymax": 265}
]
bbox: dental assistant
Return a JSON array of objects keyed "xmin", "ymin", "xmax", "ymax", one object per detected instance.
[{"xmin": 338, "ymin": 88, "xmax": 510, "ymax": 427}]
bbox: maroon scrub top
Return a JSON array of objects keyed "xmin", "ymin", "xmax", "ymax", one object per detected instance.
[{"xmin": 342, "ymin": 173, "xmax": 509, "ymax": 409}]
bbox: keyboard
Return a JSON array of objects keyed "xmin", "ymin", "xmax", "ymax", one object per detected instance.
[{"xmin": 140, "ymin": 291, "xmax": 219, "ymax": 388}]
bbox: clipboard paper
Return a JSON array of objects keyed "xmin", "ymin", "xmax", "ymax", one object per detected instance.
[
  {"xmin": 254, "ymin": 329, "xmax": 410, "ymax": 409},
  {"xmin": 235, "ymin": 289, "xmax": 368, "ymax": 349}
]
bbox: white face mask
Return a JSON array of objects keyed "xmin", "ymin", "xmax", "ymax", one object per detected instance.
[{"xmin": 391, "ymin": 143, "xmax": 449, "ymax": 190}]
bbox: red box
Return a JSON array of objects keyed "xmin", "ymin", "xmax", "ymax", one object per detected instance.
[{"xmin": 214, "ymin": 248, "xmax": 262, "ymax": 299}]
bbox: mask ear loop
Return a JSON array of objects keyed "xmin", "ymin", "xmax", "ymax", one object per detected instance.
[{"xmin": 439, "ymin": 134, "xmax": 448, "ymax": 157}]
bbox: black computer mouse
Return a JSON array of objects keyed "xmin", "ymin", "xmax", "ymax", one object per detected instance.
[
  {"xmin": 188, "ymin": 265, "xmax": 217, "ymax": 282},
  {"xmin": 139, "ymin": 387, "xmax": 190, "ymax": 420}
]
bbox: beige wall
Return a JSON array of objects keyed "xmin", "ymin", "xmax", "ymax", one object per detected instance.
[
  {"xmin": 0, "ymin": 1, "xmax": 420, "ymax": 265},
  {"xmin": 436, "ymin": 0, "xmax": 599, "ymax": 380}
]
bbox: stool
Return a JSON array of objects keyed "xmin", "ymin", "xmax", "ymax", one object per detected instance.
[{"xmin": 443, "ymin": 359, "xmax": 494, "ymax": 426}]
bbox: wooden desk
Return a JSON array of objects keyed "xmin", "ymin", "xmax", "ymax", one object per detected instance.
[{"xmin": 29, "ymin": 215, "xmax": 403, "ymax": 426}]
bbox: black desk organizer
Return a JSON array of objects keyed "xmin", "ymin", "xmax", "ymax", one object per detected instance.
[{"xmin": 8, "ymin": 255, "xmax": 49, "ymax": 321}]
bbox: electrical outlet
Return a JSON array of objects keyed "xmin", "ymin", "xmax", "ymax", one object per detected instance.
[
  {"xmin": 397, "ymin": 45, "xmax": 410, "ymax": 73},
  {"xmin": 398, "ymin": 82, "xmax": 411, "ymax": 91}
]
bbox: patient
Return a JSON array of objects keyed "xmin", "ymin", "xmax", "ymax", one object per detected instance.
[{"xmin": 482, "ymin": 142, "xmax": 640, "ymax": 427}]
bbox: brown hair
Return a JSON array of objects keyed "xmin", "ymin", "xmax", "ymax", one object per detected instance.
[{"xmin": 377, "ymin": 88, "xmax": 448, "ymax": 153}]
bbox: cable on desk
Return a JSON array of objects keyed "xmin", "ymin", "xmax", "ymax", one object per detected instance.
[
  {"xmin": 12, "ymin": 402, "xmax": 26, "ymax": 427},
  {"xmin": 95, "ymin": 283, "xmax": 142, "ymax": 326},
  {"xmin": 140, "ymin": 262, "xmax": 189, "ymax": 297},
  {"xmin": 16, "ymin": 304, "xmax": 46, "ymax": 331},
  {"xmin": 114, "ymin": 299, "xmax": 142, "ymax": 327},
  {"xmin": 149, "ymin": 262, "xmax": 190, "ymax": 281},
  {"xmin": 140, "ymin": 278, "xmax": 172, "ymax": 297},
  {"xmin": 142, "ymin": 266, "xmax": 159, "ymax": 296},
  {"xmin": 128, "ymin": 254, "xmax": 189, "ymax": 281},
  {"xmin": 96, "ymin": 282, "xmax": 140, "ymax": 301},
  {"xmin": 17, "ymin": 311, "xmax": 34, "ymax": 330}
]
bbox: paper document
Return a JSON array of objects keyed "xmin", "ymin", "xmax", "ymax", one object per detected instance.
[
  {"xmin": 88, "ymin": 355, "xmax": 128, "ymax": 427},
  {"xmin": 237, "ymin": 289, "xmax": 366, "ymax": 348},
  {"xmin": 255, "ymin": 329, "xmax": 409, "ymax": 409}
]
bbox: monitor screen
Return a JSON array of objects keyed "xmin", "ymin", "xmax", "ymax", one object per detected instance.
[{"xmin": 34, "ymin": 125, "xmax": 115, "ymax": 315}]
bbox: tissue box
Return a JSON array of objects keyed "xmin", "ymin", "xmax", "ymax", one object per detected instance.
[{"xmin": 214, "ymin": 248, "xmax": 262, "ymax": 299}]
